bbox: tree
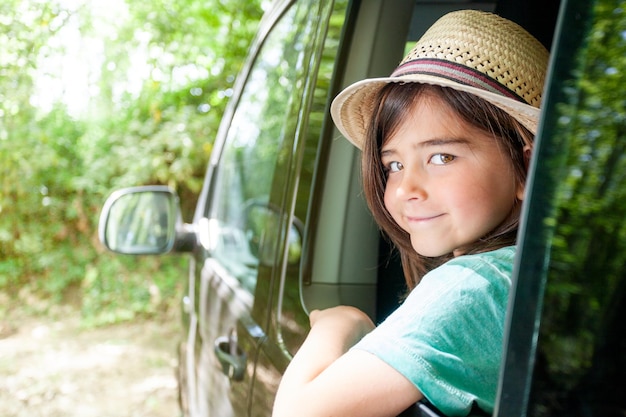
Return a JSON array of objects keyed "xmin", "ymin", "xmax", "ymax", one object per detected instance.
[{"xmin": 0, "ymin": 0, "xmax": 262, "ymax": 324}]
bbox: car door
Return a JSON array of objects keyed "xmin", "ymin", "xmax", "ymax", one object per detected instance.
[
  {"xmin": 495, "ymin": 0, "xmax": 626, "ymax": 415},
  {"xmin": 181, "ymin": 0, "xmax": 349, "ymax": 416}
]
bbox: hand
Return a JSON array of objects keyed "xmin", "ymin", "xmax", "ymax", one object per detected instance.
[{"xmin": 308, "ymin": 306, "xmax": 375, "ymax": 349}]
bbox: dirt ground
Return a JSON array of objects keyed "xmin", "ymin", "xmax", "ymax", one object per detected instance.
[{"xmin": 0, "ymin": 308, "xmax": 182, "ymax": 417}]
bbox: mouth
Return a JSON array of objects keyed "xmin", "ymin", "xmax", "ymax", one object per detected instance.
[{"xmin": 406, "ymin": 214, "xmax": 444, "ymax": 223}]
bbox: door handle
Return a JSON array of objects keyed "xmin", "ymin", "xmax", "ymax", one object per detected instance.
[{"xmin": 214, "ymin": 329, "xmax": 247, "ymax": 381}]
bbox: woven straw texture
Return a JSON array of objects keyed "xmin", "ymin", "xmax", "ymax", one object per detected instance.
[
  {"xmin": 331, "ymin": 10, "xmax": 550, "ymax": 149},
  {"xmin": 400, "ymin": 10, "xmax": 547, "ymax": 107}
]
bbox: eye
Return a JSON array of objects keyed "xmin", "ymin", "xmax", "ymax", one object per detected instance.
[
  {"xmin": 429, "ymin": 153, "xmax": 455, "ymax": 165},
  {"xmin": 386, "ymin": 161, "xmax": 404, "ymax": 173}
]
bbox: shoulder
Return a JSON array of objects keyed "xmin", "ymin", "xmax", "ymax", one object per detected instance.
[
  {"xmin": 423, "ymin": 246, "xmax": 515, "ymax": 288},
  {"xmin": 353, "ymin": 248, "xmax": 516, "ymax": 415},
  {"xmin": 405, "ymin": 246, "xmax": 516, "ymax": 310},
  {"xmin": 445, "ymin": 246, "xmax": 516, "ymax": 273}
]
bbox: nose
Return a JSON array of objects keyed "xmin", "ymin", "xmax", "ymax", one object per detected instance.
[{"xmin": 394, "ymin": 166, "xmax": 427, "ymax": 201}]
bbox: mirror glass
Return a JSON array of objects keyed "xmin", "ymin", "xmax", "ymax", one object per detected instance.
[{"xmin": 103, "ymin": 191, "xmax": 176, "ymax": 254}]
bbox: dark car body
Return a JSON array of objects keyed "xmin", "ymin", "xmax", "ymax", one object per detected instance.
[{"xmin": 99, "ymin": 0, "xmax": 626, "ymax": 415}]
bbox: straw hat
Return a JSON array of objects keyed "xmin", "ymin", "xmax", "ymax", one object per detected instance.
[{"xmin": 330, "ymin": 10, "xmax": 550, "ymax": 149}]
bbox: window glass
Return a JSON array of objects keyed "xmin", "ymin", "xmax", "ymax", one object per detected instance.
[
  {"xmin": 276, "ymin": 0, "xmax": 348, "ymax": 356},
  {"xmin": 206, "ymin": 3, "xmax": 318, "ymax": 293},
  {"xmin": 528, "ymin": 2, "xmax": 626, "ymax": 415}
]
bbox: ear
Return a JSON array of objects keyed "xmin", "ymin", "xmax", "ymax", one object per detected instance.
[{"xmin": 516, "ymin": 145, "xmax": 533, "ymax": 201}]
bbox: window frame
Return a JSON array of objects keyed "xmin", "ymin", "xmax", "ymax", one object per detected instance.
[{"xmin": 495, "ymin": 0, "xmax": 596, "ymax": 415}]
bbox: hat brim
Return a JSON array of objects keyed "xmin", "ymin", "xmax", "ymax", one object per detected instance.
[{"xmin": 330, "ymin": 75, "xmax": 540, "ymax": 150}]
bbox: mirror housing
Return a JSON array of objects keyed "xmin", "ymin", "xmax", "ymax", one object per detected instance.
[{"xmin": 98, "ymin": 186, "xmax": 196, "ymax": 255}]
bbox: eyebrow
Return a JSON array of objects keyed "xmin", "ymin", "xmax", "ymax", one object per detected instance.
[{"xmin": 381, "ymin": 137, "xmax": 471, "ymax": 157}]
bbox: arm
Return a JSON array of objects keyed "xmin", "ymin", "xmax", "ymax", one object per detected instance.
[{"xmin": 272, "ymin": 306, "xmax": 422, "ymax": 417}]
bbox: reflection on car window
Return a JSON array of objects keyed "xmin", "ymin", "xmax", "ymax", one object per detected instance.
[
  {"xmin": 207, "ymin": 4, "xmax": 323, "ymax": 293},
  {"xmin": 529, "ymin": 1, "xmax": 626, "ymax": 415},
  {"xmin": 277, "ymin": 0, "xmax": 348, "ymax": 357}
]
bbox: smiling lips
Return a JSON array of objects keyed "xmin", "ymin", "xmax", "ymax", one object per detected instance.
[{"xmin": 406, "ymin": 213, "xmax": 444, "ymax": 223}]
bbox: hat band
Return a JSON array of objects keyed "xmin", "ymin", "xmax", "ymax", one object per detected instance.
[{"xmin": 390, "ymin": 58, "xmax": 527, "ymax": 105}]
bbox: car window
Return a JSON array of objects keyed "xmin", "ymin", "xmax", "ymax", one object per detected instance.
[
  {"xmin": 204, "ymin": 2, "xmax": 323, "ymax": 294},
  {"xmin": 498, "ymin": 0, "xmax": 626, "ymax": 415},
  {"xmin": 276, "ymin": 0, "xmax": 349, "ymax": 357},
  {"xmin": 529, "ymin": 1, "xmax": 626, "ymax": 414}
]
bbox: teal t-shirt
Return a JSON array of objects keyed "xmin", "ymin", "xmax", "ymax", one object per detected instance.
[{"xmin": 353, "ymin": 246, "xmax": 515, "ymax": 416}]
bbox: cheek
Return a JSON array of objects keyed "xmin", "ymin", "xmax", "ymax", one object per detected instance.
[
  {"xmin": 467, "ymin": 173, "xmax": 518, "ymax": 221},
  {"xmin": 383, "ymin": 184, "xmax": 395, "ymax": 214},
  {"xmin": 383, "ymin": 183, "xmax": 406, "ymax": 230}
]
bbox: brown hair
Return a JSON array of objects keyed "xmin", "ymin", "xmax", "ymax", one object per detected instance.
[{"xmin": 362, "ymin": 83, "xmax": 533, "ymax": 289}]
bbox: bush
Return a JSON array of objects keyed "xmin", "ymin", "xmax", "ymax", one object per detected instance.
[{"xmin": 0, "ymin": 0, "xmax": 262, "ymax": 325}]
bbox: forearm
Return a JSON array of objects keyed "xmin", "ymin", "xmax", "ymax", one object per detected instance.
[
  {"xmin": 281, "ymin": 315, "xmax": 360, "ymax": 381},
  {"xmin": 272, "ymin": 306, "xmax": 375, "ymax": 416}
]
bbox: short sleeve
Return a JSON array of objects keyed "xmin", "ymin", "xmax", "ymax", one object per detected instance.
[{"xmin": 352, "ymin": 247, "xmax": 515, "ymax": 416}]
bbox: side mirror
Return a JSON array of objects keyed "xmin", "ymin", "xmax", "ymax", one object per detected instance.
[{"xmin": 98, "ymin": 186, "xmax": 191, "ymax": 255}]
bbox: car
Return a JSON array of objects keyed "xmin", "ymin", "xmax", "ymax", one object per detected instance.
[{"xmin": 98, "ymin": 0, "xmax": 626, "ymax": 415}]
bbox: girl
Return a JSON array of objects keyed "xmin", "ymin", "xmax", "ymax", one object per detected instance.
[{"xmin": 272, "ymin": 10, "xmax": 549, "ymax": 417}]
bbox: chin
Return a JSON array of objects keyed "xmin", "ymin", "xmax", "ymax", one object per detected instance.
[{"xmin": 413, "ymin": 247, "xmax": 452, "ymax": 258}]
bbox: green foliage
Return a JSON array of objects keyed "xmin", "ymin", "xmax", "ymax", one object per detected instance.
[
  {"xmin": 0, "ymin": 0, "xmax": 263, "ymax": 325},
  {"xmin": 538, "ymin": 0, "xmax": 626, "ymax": 382}
]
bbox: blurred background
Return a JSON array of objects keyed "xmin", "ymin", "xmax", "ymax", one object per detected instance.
[{"xmin": 0, "ymin": 0, "xmax": 265, "ymax": 414}]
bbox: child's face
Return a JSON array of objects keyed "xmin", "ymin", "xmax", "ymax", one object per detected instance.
[{"xmin": 381, "ymin": 95, "xmax": 525, "ymax": 257}]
